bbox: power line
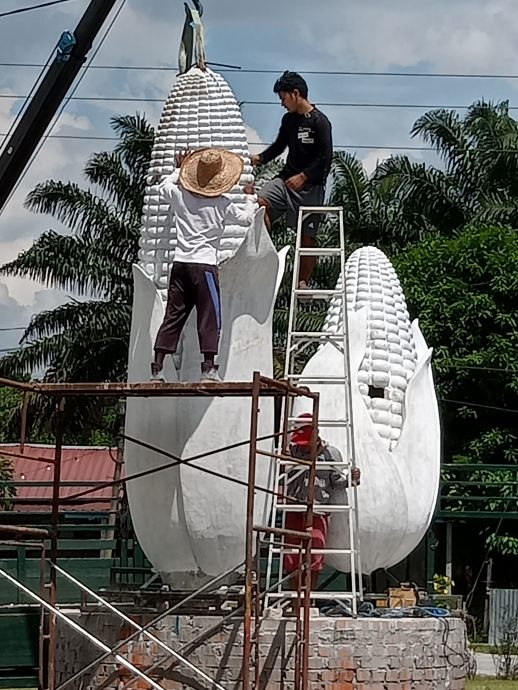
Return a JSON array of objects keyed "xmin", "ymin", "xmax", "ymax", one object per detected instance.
[
  {"xmin": 1, "ymin": 93, "xmax": 516, "ymax": 111},
  {"xmin": 0, "ymin": 0, "xmax": 78, "ymax": 19},
  {"xmin": 440, "ymin": 398, "xmax": 518, "ymax": 415},
  {"xmin": 4, "ymin": 132, "xmax": 518, "ymax": 156},
  {"xmin": 0, "ymin": 0, "xmax": 128, "ymax": 213},
  {"xmin": 437, "ymin": 363, "xmax": 518, "ymax": 374},
  {"xmin": 0, "ymin": 41, "xmax": 60, "ymax": 157},
  {"xmin": 243, "ymin": 101, "xmax": 518, "ymax": 111},
  {"xmin": 2, "ymin": 61, "xmax": 518, "ymax": 80},
  {"xmin": 0, "ymin": 327, "xmax": 26, "ymax": 332},
  {"xmin": 0, "ymin": 132, "xmax": 421, "ymax": 148},
  {"xmin": 0, "ymin": 340, "xmax": 512, "ymax": 377}
]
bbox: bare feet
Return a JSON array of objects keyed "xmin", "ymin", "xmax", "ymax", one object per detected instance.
[{"xmin": 297, "ymin": 280, "xmax": 313, "ymax": 302}]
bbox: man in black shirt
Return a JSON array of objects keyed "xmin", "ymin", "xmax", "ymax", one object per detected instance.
[{"xmin": 251, "ymin": 71, "xmax": 333, "ymax": 289}]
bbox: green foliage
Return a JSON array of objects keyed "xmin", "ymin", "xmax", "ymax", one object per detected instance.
[
  {"xmin": 0, "ymin": 386, "xmax": 23, "ymax": 442},
  {"xmin": 0, "ymin": 454, "xmax": 16, "ymax": 510},
  {"xmin": 395, "ymin": 225, "xmax": 518, "ymax": 551},
  {"xmin": 467, "ymin": 681, "xmax": 518, "ymax": 689},
  {"xmin": 433, "ymin": 573, "xmax": 455, "ymax": 594},
  {"xmin": 486, "ymin": 534, "xmax": 518, "ymax": 556},
  {"xmin": 373, "ymin": 100, "xmax": 518, "ymax": 238},
  {"xmin": 395, "ymin": 225, "xmax": 518, "ymax": 467}
]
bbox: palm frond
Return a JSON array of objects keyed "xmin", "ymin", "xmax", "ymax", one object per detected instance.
[
  {"xmin": 111, "ymin": 113, "xmax": 155, "ymax": 177},
  {"xmin": 24, "ymin": 181, "xmax": 127, "ymax": 243},
  {"xmin": 329, "ymin": 152, "xmax": 371, "ymax": 241},
  {"xmin": 0, "ymin": 334, "xmax": 73, "ymax": 378},
  {"xmin": 84, "ymin": 151, "xmax": 143, "ymax": 222},
  {"xmin": 21, "ymin": 300, "xmax": 131, "ymax": 344},
  {"xmin": 411, "ymin": 109, "xmax": 476, "ymax": 194},
  {"xmin": 473, "ymin": 190, "xmax": 518, "ymax": 227},
  {"xmin": 255, "ymin": 160, "xmax": 284, "ymax": 188},
  {"xmin": 373, "ymin": 156, "xmax": 467, "ymax": 235},
  {"xmin": 0, "ymin": 231, "xmax": 133, "ymax": 298}
]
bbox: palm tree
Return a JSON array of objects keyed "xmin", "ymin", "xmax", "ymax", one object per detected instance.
[
  {"xmin": 0, "ymin": 114, "xmax": 154, "ymax": 438},
  {"xmin": 372, "ymin": 100, "xmax": 518, "ymax": 235}
]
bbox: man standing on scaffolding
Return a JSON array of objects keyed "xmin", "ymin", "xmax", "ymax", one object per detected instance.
[
  {"xmin": 251, "ymin": 71, "xmax": 333, "ymax": 292},
  {"xmin": 284, "ymin": 413, "xmax": 361, "ymax": 594},
  {"xmin": 151, "ymin": 148, "xmax": 255, "ymax": 382}
]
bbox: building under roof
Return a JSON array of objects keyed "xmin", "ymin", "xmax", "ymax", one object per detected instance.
[{"xmin": 0, "ymin": 444, "xmax": 121, "ymax": 512}]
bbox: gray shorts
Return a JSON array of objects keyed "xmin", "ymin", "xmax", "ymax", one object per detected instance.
[{"xmin": 257, "ymin": 177, "xmax": 325, "ymax": 238}]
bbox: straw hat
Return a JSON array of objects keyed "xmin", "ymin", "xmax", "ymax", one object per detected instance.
[{"xmin": 179, "ymin": 148, "xmax": 244, "ymax": 197}]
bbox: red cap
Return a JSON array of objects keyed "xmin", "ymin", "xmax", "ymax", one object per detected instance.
[{"xmin": 290, "ymin": 413, "xmax": 314, "ymax": 447}]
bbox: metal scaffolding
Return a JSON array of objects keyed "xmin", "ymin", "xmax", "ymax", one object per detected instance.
[{"xmin": 0, "ymin": 372, "xmax": 320, "ymax": 690}]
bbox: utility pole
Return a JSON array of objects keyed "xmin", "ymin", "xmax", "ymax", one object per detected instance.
[{"xmin": 0, "ymin": 0, "xmax": 119, "ymax": 213}]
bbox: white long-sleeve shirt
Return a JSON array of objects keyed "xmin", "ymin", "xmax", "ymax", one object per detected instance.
[{"xmin": 159, "ymin": 171, "xmax": 256, "ymax": 265}]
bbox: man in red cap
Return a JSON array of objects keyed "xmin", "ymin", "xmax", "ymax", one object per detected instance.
[{"xmin": 283, "ymin": 413, "xmax": 361, "ymax": 594}]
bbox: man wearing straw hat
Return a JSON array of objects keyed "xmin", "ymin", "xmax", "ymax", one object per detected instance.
[{"xmin": 151, "ymin": 148, "xmax": 255, "ymax": 382}]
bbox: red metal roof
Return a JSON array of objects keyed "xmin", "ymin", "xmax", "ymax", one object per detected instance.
[{"xmin": 0, "ymin": 444, "xmax": 121, "ymax": 513}]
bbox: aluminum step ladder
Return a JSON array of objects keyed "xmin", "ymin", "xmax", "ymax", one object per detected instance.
[{"xmin": 265, "ymin": 206, "xmax": 362, "ymax": 614}]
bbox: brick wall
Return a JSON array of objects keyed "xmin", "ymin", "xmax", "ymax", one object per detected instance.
[{"xmin": 56, "ymin": 612, "xmax": 468, "ymax": 689}]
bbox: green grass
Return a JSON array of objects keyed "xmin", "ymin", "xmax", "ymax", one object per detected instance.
[
  {"xmin": 467, "ymin": 680, "xmax": 518, "ymax": 689},
  {"xmin": 471, "ymin": 643, "xmax": 518, "ymax": 655}
]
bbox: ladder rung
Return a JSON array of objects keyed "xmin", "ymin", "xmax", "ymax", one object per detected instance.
[
  {"xmin": 294, "ymin": 289, "xmax": 343, "ymax": 297},
  {"xmin": 270, "ymin": 548, "xmax": 354, "ymax": 554},
  {"xmin": 287, "ymin": 416, "xmax": 349, "ymax": 426},
  {"xmin": 298, "ymin": 206, "xmax": 343, "ymax": 214},
  {"xmin": 279, "ymin": 461, "xmax": 352, "ymax": 469},
  {"xmin": 290, "ymin": 332, "xmax": 344, "ymax": 340},
  {"xmin": 257, "ymin": 449, "xmax": 312, "ymax": 466},
  {"xmin": 287, "ymin": 374, "xmax": 348, "ymax": 382},
  {"xmin": 275, "ymin": 505, "xmax": 353, "ymax": 512},
  {"xmin": 297, "ymin": 248, "xmax": 342, "ymax": 256}
]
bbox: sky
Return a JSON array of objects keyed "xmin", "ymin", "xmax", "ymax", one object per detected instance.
[{"xmin": 0, "ymin": 0, "xmax": 518, "ymax": 355}]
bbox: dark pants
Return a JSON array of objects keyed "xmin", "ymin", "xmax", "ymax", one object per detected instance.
[
  {"xmin": 154, "ymin": 262, "xmax": 221, "ymax": 355},
  {"xmin": 283, "ymin": 512, "xmax": 328, "ymax": 573},
  {"xmin": 257, "ymin": 177, "xmax": 325, "ymax": 237}
]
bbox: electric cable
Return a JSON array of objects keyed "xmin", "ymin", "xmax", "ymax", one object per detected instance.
[
  {"xmin": 2, "ymin": 62, "xmax": 518, "ymax": 80},
  {"xmin": 1, "ymin": 92, "xmax": 516, "ymax": 111},
  {"xmin": 0, "ymin": 42, "xmax": 59, "ymax": 154},
  {"xmin": 4, "ymin": 131, "xmax": 518, "ymax": 156},
  {"xmin": 0, "ymin": 0, "xmax": 78, "ymax": 19},
  {"xmin": 0, "ymin": 0, "xmax": 128, "ymax": 217}
]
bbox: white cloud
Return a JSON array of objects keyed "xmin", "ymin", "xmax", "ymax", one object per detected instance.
[
  {"xmin": 211, "ymin": 0, "xmax": 518, "ymax": 74},
  {"xmin": 0, "ymin": 280, "xmax": 68, "ymax": 353},
  {"xmin": 54, "ymin": 112, "xmax": 92, "ymax": 133},
  {"xmin": 244, "ymin": 123, "xmax": 264, "ymax": 155},
  {"xmin": 361, "ymin": 149, "xmax": 393, "ymax": 177}
]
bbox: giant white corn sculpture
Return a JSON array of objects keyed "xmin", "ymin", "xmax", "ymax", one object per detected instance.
[
  {"xmin": 293, "ymin": 246, "xmax": 441, "ymax": 573},
  {"xmin": 124, "ymin": 66, "xmax": 287, "ymax": 587}
]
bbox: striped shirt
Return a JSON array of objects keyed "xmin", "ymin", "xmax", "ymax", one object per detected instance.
[{"xmin": 286, "ymin": 442, "xmax": 348, "ymax": 511}]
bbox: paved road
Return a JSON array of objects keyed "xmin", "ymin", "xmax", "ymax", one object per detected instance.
[{"xmin": 475, "ymin": 652, "xmax": 518, "ymax": 677}]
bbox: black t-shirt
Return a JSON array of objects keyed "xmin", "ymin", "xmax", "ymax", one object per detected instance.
[{"xmin": 259, "ymin": 108, "xmax": 333, "ymax": 186}]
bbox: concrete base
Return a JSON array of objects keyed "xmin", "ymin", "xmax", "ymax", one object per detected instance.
[{"xmin": 56, "ymin": 612, "xmax": 469, "ymax": 689}]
